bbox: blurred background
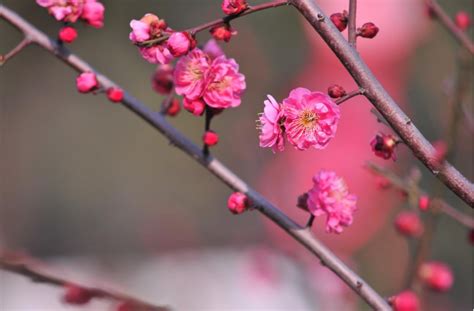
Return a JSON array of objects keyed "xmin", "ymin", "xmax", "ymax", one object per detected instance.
[{"xmin": 0, "ymin": 0, "xmax": 472, "ymax": 310}]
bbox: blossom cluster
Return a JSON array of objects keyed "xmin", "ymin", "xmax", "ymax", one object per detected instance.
[
  {"xmin": 36, "ymin": 0, "xmax": 104, "ymax": 27},
  {"xmin": 258, "ymin": 88, "xmax": 341, "ymax": 152}
]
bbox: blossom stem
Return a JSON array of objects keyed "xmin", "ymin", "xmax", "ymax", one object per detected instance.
[
  {"xmin": 289, "ymin": 0, "xmax": 474, "ymax": 206},
  {"xmin": 335, "ymin": 88, "xmax": 364, "ymax": 105},
  {"xmin": 0, "ymin": 37, "xmax": 31, "ymax": 65},
  {"xmin": 424, "ymin": 0, "xmax": 474, "ymax": 54},
  {"xmin": 0, "ymin": 5, "xmax": 390, "ymax": 310},
  {"xmin": 305, "ymin": 214, "xmax": 315, "ymax": 228},
  {"xmin": 347, "ymin": 0, "xmax": 357, "ymax": 48},
  {"xmin": 0, "ymin": 255, "xmax": 169, "ymax": 310},
  {"xmin": 203, "ymin": 106, "xmax": 214, "ymax": 156}
]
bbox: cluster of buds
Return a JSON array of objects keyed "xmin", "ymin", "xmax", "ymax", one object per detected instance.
[
  {"xmin": 370, "ymin": 133, "xmax": 399, "ymax": 160},
  {"xmin": 76, "ymin": 72, "xmax": 124, "ymax": 103},
  {"xmin": 329, "ymin": 11, "xmax": 379, "ymax": 39},
  {"xmin": 36, "ymin": 0, "xmax": 105, "ymax": 44}
]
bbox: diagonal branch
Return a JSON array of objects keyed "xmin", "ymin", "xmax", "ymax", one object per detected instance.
[
  {"xmin": 289, "ymin": 0, "xmax": 474, "ymax": 207},
  {"xmin": 0, "ymin": 4, "xmax": 390, "ymax": 310},
  {"xmin": 0, "ymin": 255, "xmax": 169, "ymax": 310}
]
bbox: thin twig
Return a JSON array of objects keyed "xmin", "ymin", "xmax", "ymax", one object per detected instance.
[
  {"xmin": 0, "ymin": 4, "xmax": 390, "ymax": 310},
  {"xmin": 425, "ymin": 0, "xmax": 474, "ymax": 54},
  {"xmin": 335, "ymin": 88, "xmax": 364, "ymax": 105},
  {"xmin": 289, "ymin": 0, "xmax": 474, "ymax": 207},
  {"xmin": 0, "ymin": 256, "xmax": 169, "ymax": 311},
  {"xmin": 347, "ymin": 0, "xmax": 357, "ymax": 48},
  {"xmin": 0, "ymin": 37, "xmax": 31, "ymax": 65}
]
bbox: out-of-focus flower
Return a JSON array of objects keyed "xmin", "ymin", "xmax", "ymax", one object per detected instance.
[
  {"xmin": 167, "ymin": 32, "xmax": 196, "ymax": 57},
  {"xmin": 418, "ymin": 195, "xmax": 430, "ymax": 211},
  {"xmin": 455, "ymin": 11, "xmax": 471, "ymax": 31},
  {"xmin": 258, "ymin": 95, "xmax": 285, "ymax": 153},
  {"xmin": 394, "ymin": 211, "xmax": 423, "ymax": 237},
  {"xmin": 81, "ymin": 0, "xmax": 104, "ymax": 28},
  {"xmin": 307, "ymin": 170, "xmax": 357, "ymax": 233},
  {"xmin": 174, "ymin": 48, "xmax": 211, "ymax": 100},
  {"xmin": 76, "ymin": 72, "xmax": 99, "ymax": 93},
  {"xmin": 330, "ymin": 12, "xmax": 348, "ymax": 31},
  {"xmin": 36, "ymin": 0, "xmax": 84, "ymax": 23},
  {"xmin": 210, "ymin": 24, "xmax": 237, "ymax": 42},
  {"xmin": 106, "ymin": 87, "xmax": 124, "ymax": 103},
  {"xmin": 183, "ymin": 98, "xmax": 206, "ymax": 116},
  {"xmin": 227, "ymin": 192, "xmax": 249, "ymax": 214},
  {"xmin": 419, "ymin": 261, "xmax": 454, "ymax": 292},
  {"xmin": 151, "ymin": 65, "xmax": 174, "ymax": 95},
  {"xmin": 221, "ymin": 0, "xmax": 248, "ymax": 16},
  {"xmin": 203, "ymin": 56, "xmax": 246, "ymax": 108},
  {"xmin": 63, "ymin": 284, "xmax": 92, "ymax": 305},
  {"xmin": 203, "ymin": 39, "xmax": 225, "ymax": 60},
  {"xmin": 391, "ymin": 291, "xmax": 420, "ymax": 311},
  {"xmin": 358, "ymin": 22, "xmax": 379, "ymax": 38},
  {"xmin": 203, "ymin": 131, "xmax": 219, "ymax": 146},
  {"xmin": 283, "ymin": 88, "xmax": 340, "ymax": 150},
  {"xmin": 58, "ymin": 26, "xmax": 78, "ymax": 43},
  {"xmin": 370, "ymin": 133, "xmax": 398, "ymax": 160},
  {"xmin": 165, "ymin": 98, "xmax": 181, "ymax": 116}
]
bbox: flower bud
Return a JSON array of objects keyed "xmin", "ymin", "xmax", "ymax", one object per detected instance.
[
  {"xmin": 394, "ymin": 211, "xmax": 423, "ymax": 237},
  {"xmin": 330, "ymin": 12, "xmax": 348, "ymax": 31},
  {"xmin": 390, "ymin": 290, "xmax": 420, "ymax": 311},
  {"xmin": 418, "ymin": 195, "xmax": 430, "ymax": 211},
  {"xmin": 183, "ymin": 98, "xmax": 205, "ymax": 116},
  {"xmin": 167, "ymin": 32, "xmax": 196, "ymax": 57},
  {"xmin": 203, "ymin": 130, "xmax": 219, "ymax": 146},
  {"xmin": 76, "ymin": 72, "xmax": 99, "ymax": 93},
  {"xmin": 221, "ymin": 0, "xmax": 248, "ymax": 16},
  {"xmin": 58, "ymin": 26, "xmax": 78, "ymax": 43},
  {"xmin": 166, "ymin": 98, "xmax": 181, "ymax": 116},
  {"xmin": 358, "ymin": 22, "xmax": 379, "ymax": 38},
  {"xmin": 210, "ymin": 24, "xmax": 237, "ymax": 42},
  {"xmin": 63, "ymin": 284, "xmax": 93, "ymax": 305},
  {"xmin": 419, "ymin": 261, "xmax": 453, "ymax": 292},
  {"xmin": 327, "ymin": 84, "xmax": 346, "ymax": 98},
  {"xmin": 455, "ymin": 11, "xmax": 471, "ymax": 31},
  {"xmin": 296, "ymin": 193, "xmax": 309, "ymax": 211},
  {"xmin": 370, "ymin": 133, "xmax": 398, "ymax": 160},
  {"xmin": 106, "ymin": 87, "xmax": 124, "ymax": 103},
  {"xmin": 227, "ymin": 192, "xmax": 249, "ymax": 214},
  {"xmin": 151, "ymin": 65, "xmax": 174, "ymax": 95}
]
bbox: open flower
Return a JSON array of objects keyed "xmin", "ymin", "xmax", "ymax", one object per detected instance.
[
  {"xmin": 307, "ymin": 170, "xmax": 357, "ymax": 234},
  {"xmin": 283, "ymin": 88, "xmax": 340, "ymax": 150},
  {"xmin": 258, "ymin": 95, "xmax": 285, "ymax": 153},
  {"xmin": 81, "ymin": 0, "xmax": 104, "ymax": 28},
  {"xmin": 37, "ymin": 0, "xmax": 84, "ymax": 23},
  {"xmin": 203, "ymin": 56, "xmax": 246, "ymax": 108},
  {"xmin": 174, "ymin": 48, "xmax": 211, "ymax": 100}
]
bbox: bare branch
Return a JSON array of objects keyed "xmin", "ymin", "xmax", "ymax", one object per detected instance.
[
  {"xmin": 347, "ymin": 0, "xmax": 357, "ymax": 48},
  {"xmin": 0, "ymin": 37, "xmax": 31, "ymax": 66}
]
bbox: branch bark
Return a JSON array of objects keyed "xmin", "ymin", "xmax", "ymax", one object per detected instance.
[
  {"xmin": 289, "ymin": 0, "xmax": 474, "ymax": 207},
  {"xmin": 0, "ymin": 4, "xmax": 390, "ymax": 310}
]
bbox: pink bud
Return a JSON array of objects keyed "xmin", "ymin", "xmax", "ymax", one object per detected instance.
[
  {"xmin": 455, "ymin": 11, "xmax": 471, "ymax": 31},
  {"xmin": 358, "ymin": 22, "xmax": 379, "ymax": 38},
  {"xmin": 106, "ymin": 87, "xmax": 124, "ymax": 103},
  {"xmin": 210, "ymin": 24, "xmax": 236, "ymax": 42},
  {"xmin": 151, "ymin": 65, "xmax": 174, "ymax": 95},
  {"xmin": 166, "ymin": 98, "xmax": 181, "ymax": 116},
  {"xmin": 327, "ymin": 84, "xmax": 346, "ymax": 98},
  {"xmin": 76, "ymin": 72, "xmax": 99, "ymax": 93},
  {"xmin": 390, "ymin": 291, "xmax": 420, "ymax": 311},
  {"xmin": 227, "ymin": 192, "xmax": 249, "ymax": 214},
  {"xmin": 419, "ymin": 261, "xmax": 453, "ymax": 292},
  {"xmin": 203, "ymin": 131, "xmax": 219, "ymax": 146},
  {"xmin": 63, "ymin": 284, "xmax": 93, "ymax": 305},
  {"xmin": 58, "ymin": 26, "xmax": 78, "ymax": 43},
  {"xmin": 330, "ymin": 12, "xmax": 348, "ymax": 32},
  {"xmin": 418, "ymin": 195, "xmax": 430, "ymax": 211},
  {"xmin": 394, "ymin": 212, "xmax": 423, "ymax": 237},
  {"xmin": 221, "ymin": 0, "xmax": 248, "ymax": 16},
  {"xmin": 183, "ymin": 98, "xmax": 205, "ymax": 116},
  {"xmin": 167, "ymin": 32, "xmax": 195, "ymax": 57},
  {"xmin": 370, "ymin": 133, "xmax": 398, "ymax": 160}
]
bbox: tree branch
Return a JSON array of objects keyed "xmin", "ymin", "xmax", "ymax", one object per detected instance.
[
  {"xmin": 0, "ymin": 4, "xmax": 390, "ymax": 310},
  {"xmin": 289, "ymin": 0, "xmax": 474, "ymax": 207},
  {"xmin": 347, "ymin": 0, "xmax": 357, "ymax": 48}
]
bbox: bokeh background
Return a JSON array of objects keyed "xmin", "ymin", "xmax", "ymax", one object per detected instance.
[{"xmin": 0, "ymin": 0, "xmax": 472, "ymax": 310}]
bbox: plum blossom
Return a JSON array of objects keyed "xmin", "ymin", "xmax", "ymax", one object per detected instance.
[
  {"xmin": 221, "ymin": 0, "xmax": 248, "ymax": 15},
  {"xmin": 167, "ymin": 32, "xmax": 195, "ymax": 57},
  {"xmin": 174, "ymin": 48, "xmax": 211, "ymax": 100},
  {"xmin": 283, "ymin": 88, "xmax": 340, "ymax": 150},
  {"xmin": 36, "ymin": 0, "xmax": 104, "ymax": 27},
  {"xmin": 81, "ymin": 0, "xmax": 104, "ymax": 28},
  {"xmin": 258, "ymin": 95, "xmax": 285, "ymax": 153},
  {"xmin": 306, "ymin": 170, "xmax": 357, "ymax": 234},
  {"xmin": 203, "ymin": 56, "xmax": 246, "ymax": 108},
  {"xmin": 203, "ymin": 39, "xmax": 225, "ymax": 60}
]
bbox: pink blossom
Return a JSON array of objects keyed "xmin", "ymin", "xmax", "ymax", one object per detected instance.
[
  {"xmin": 36, "ymin": 0, "xmax": 83, "ymax": 23},
  {"xmin": 129, "ymin": 19, "xmax": 151, "ymax": 43},
  {"xmin": 183, "ymin": 98, "xmax": 205, "ymax": 116},
  {"xmin": 203, "ymin": 55, "xmax": 246, "ymax": 109},
  {"xmin": 139, "ymin": 46, "xmax": 173, "ymax": 65},
  {"xmin": 203, "ymin": 39, "xmax": 225, "ymax": 60},
  {"xmin": 258, "ymin": 95, "xmax": 285, "ymax": 153},
  {"xmin": 174, "ymin": 48, "xmax": 211, "ymax": 100},
  {"xmin": 307, "ymin": 170, "xmax": 357, "ymax": 234},
  {"xmin": 76, "ymin": 72, "xmax": 99, "ymax": 93},
  {"xmin": 283, "ymin": 88, "xmax": 340, "ymax": 150},
  {"xmin": 167, "ymin": 32, "xmax": 195, "ymax": 57},
  {"xmin": 81, "ymin": 0, "xmax": 104, "ymax": 28}
]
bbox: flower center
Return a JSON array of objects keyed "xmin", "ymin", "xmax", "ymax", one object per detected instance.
[{"xmin": 298, "ymin": 109, "xmax": 318, "ymax": 129}]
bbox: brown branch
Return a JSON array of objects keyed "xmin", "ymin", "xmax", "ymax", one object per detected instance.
[
  {"xmin": 365, "ymin": 162, "xmax": 474, "ymax": 229},
  {"xmin": 289, "ymin": 0, "xmax": 474, "ymax": 207},
  {"xmin": 0, "ymin": 37, "xmax": 31, "ymax": 65},
  {"xmin": 335, "ymin": 88, "xmax": 364, "ymax": 105},
  {"xmin": 0, "ymin": 255, "xmax": 169, "ymax": 311},
  {"xmin": 0, "ymin": 4, "xmax": 390, "ymax": 310},
  {"xmin": 425, "ymin": 0, "xmax": 474, "ymax": 54},
  {"xmin": 347, "ymin": 0, "xmax": 357, "ymax": 48}
]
